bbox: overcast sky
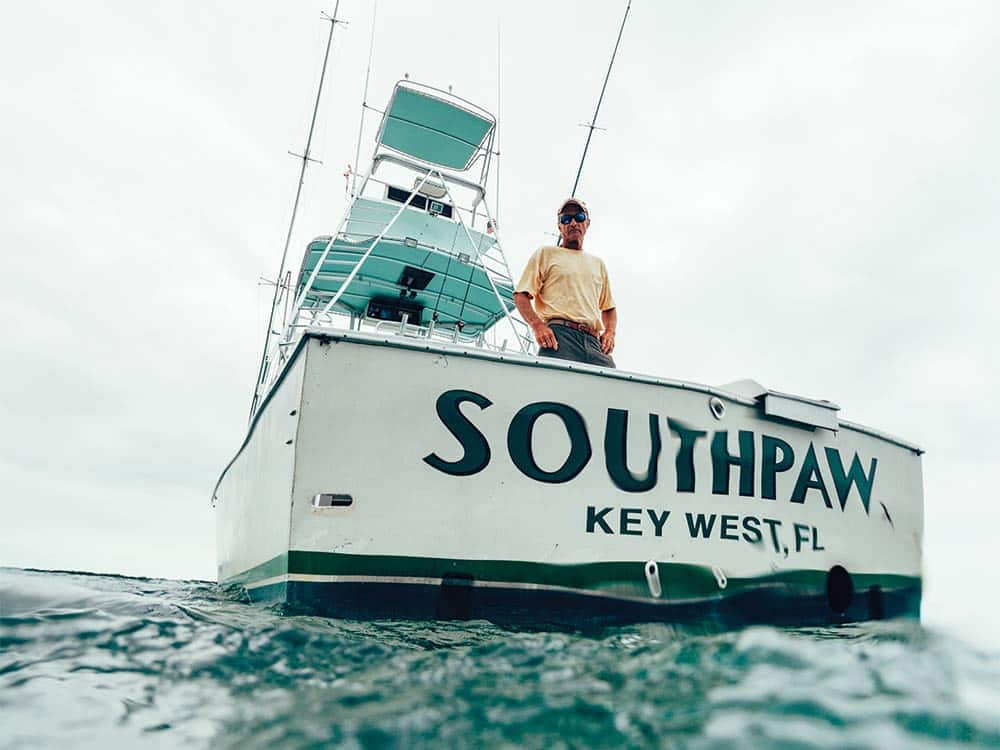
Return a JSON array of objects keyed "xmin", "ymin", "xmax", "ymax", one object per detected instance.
[{"xmin": 1, "ymin": 1, "xmax": 997, "ymax": 646}]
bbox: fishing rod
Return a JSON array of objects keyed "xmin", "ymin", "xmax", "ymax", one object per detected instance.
[
  {"xmin": 570, "ymin": 0, "xmax": 632, "ymax": 197},
  {"xmin": 250, "ymin": 3, "xmax": 345, "ymax": 420}
]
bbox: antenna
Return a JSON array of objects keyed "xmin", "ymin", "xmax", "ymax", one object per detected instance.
[
  {"xmin": 351, "ymin": 0, "xmax": 378, "ymax": 198},
  {"xmin": 250, "ymin": 2, "xmax": 345, "ymax": 419},
  {"xmin": 570, "ymin": 0, "xmax": 632, "ymax": 196},
  {"xmin": 495, "ymin": 18, "xmax": 502, "ymax": 227}
]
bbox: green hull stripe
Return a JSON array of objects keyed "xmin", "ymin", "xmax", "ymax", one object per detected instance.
[
  {"xmin": 223, "ymin": 552, "xmax": 288, "ymax": 586},
  {"xmin": 225, "ymin": 551, "xmax": 918, "ymax": 601}
]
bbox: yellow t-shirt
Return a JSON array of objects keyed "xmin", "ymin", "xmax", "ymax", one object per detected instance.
[{"xmin": 515, "ymin": 245, "xmax": 616, "ymax": 334}]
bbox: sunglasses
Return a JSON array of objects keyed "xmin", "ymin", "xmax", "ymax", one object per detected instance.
[{"xmin": 559, "ymin": 211, "xmax": 588, "ymax": 225}]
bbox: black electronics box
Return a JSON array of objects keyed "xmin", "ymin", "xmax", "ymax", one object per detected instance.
[{"xmin": 366, "ymin": 296, "xmax": 424, "ymax": 324}]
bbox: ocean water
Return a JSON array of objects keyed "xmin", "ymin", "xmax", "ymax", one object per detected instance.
[{"xmin": 2, "ymin": 568, "xmax": 998, "ymax": 749}]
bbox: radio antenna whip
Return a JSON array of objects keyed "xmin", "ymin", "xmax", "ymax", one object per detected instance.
[
  {"xmin": 495, "ymin": 18, "xmax": 502, "ymax": 226},
  {"xmin": 570, "ymin": 0, "xmax": 631, "ymax": 196},
  {"xmin": 250, "ymin": 2, "xmax": 344, "ymax": 419},
  {"xmin": 351, "ymin": 0, "xmax": 378, "ymax": 198}
]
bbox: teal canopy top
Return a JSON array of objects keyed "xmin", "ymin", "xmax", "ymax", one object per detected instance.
[
  {"xmin": 297, "ymin": 198, "xmax": 515, "ymax": 334},
  {"xmin": 377, "ymin": 84, "xmax": 495, "ymax": 171},
  {"xmin": 292, "ymin": 83, "xmax": 514, "ymax": 339}
]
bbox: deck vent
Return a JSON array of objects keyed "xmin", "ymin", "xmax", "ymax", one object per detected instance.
[{"xmin": 312, "ymin": 493, "xmax": 354, "ymax": 508}]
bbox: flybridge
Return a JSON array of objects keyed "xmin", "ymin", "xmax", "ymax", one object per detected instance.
[{"xmin": 252, "ymin": 81, "xmax": 533, "ymax": 416}]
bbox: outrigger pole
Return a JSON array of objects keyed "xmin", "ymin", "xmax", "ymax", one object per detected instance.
[
  {"xmin": 251, "ymin": 2, "xmax": 345, "ymax": 419},
  {"xmin": 350, "ymin": 1, "xmax": 377, "ymax": 198},
  {"xmin": 570, "ymin": 0, "xmax": 632, "ymax": 196}
]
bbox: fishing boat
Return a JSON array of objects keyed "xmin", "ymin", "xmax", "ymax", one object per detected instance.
[{"xmin": 213, "ymin": 12, "xmax": 923, "ymax": 629}]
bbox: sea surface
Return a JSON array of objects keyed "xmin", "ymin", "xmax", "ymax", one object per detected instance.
[{"xmin": 2, "ymin": 568, "xmax": 999, "ymax": 749}]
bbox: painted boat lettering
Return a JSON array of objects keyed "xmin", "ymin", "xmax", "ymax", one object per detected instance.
[
  {"xmin": 423, "ymin": 389, "xmax": 877, "ymax": 514},
  {"xmin": 585, "ymin": 506, "xmax": 824, "ymax": 554}
]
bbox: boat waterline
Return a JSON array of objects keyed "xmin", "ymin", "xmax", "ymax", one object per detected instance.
[{"xmin": 224, "ymin": 550, "xmax": 920, "ymax": 628}]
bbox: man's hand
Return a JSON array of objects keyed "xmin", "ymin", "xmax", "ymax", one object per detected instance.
[
  {"xmin": 514, "ymin": 292, "xmax": 557, "ymax": 351},
  {"xmin": 600, "ymin": 329, "xmax": 615, "ymax": 355},
  {"xmin": 532, "ymin": 320, "xmax": 558, "ymax": 350},
  {"xmin": 600, "ymin": 308, "xmax": 617, "ymax": 356}
]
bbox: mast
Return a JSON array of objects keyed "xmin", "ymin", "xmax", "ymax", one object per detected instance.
[
  {"xmin": 570, "ymin": 0, "xmax": 632, "ymax": 196},
  {"xmin": 250, "ymin": 3, "xmax": 344, "ymax": 419}
]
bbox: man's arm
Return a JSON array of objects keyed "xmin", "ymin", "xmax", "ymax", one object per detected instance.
[
  {"xmin": 600, "ymin": 308, "xmax": 617, "ymax": 355},
  {"xmin": 514, "ymin": 292, "xmax": 558, "ymax": 350}
]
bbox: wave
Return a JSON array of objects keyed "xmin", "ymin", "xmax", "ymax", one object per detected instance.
[{"xmin": 2, "ymin": 567, "xmax": 998, "ymax": 749}]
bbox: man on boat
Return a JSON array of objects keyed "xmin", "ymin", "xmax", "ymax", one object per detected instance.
[{"xmin": 513, "ymin": 198, "xmax": 617, "ymax": 367}]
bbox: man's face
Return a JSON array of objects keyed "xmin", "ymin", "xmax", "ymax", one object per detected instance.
[{"xmin": 558, "ymin": 203, "xmax": 589, "ymax": 246}]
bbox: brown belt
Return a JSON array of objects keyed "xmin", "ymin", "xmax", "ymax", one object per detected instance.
[{"xmin": 547, "ymin": 318, "xmax": 599, "ymax": 338}]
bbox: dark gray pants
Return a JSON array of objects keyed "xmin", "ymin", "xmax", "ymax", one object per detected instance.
[{"xmin": 539, "ymin": 324, "xmax": 616, "ymax": 368}]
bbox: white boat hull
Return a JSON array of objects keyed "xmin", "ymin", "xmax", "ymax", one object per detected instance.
[{"xmin": 215, "ymin": 332, "xmax": 922, "ymax": 627}]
